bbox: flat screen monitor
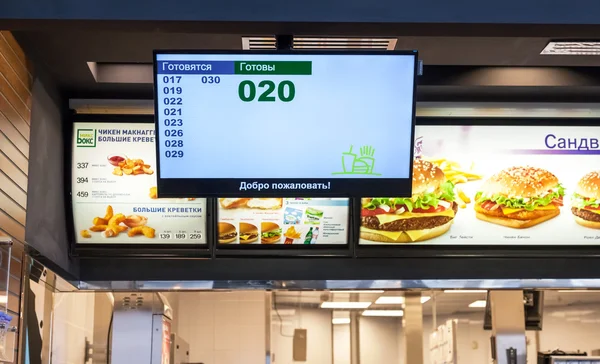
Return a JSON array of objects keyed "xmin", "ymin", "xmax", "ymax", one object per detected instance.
[{"xmin": 153, "ymin": 50, "xmax": 418, "ymax": 197}]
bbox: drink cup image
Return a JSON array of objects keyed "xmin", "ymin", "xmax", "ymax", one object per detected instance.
[{"xmin": 342, "ymin": 146, "xmax": 357, "ymax": 173}]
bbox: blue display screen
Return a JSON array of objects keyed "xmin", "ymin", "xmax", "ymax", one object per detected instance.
[{"xmin": 153, "ymin": 51, "xmax": 417, "ymax": 197}]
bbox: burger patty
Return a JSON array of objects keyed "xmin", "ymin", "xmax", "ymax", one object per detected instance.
[
  {"xmin": 362, "ymin": 202, "xmax": 458, "ymax": 231},
  {"xmin": 475, "ymin": 203, "xmax": 557, "ymax": 221},
  {"xmin": 219, "ymin": 232, "xmax": 238, "ymax": 240},
  {"xmin": 572, "ymin": 207, "xmax": 600, "ymax": 223}
]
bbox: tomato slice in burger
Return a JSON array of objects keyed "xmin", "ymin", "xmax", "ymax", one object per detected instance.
[{"xmin": 361, "ymin": 208, "xmax": 389, "ymax": 217}]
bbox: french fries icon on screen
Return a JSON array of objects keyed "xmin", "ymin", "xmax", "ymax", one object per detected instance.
[{"xmin": 80, "ymin": 205, "xmax": 155, "ymax": 239}]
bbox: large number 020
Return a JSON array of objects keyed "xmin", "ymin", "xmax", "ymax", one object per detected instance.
[{"xmin": 238, "ymin": 80, "xmax": 295, "ymax": 102}]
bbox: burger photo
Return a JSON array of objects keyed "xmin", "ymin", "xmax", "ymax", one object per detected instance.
[
  {"xmin": 571, "ymin": 171, "xmax": 600, "ymax": 229},
  {"xmin": 261, "ymin": 222, "xmax": 282, "ymax": 244},
  {"xmin": 238, "ymin": 222, "xmax": 259, "ymax": 244},
  {"xmin": 360, "ymin": 159, "xmax": 458, "ymax": 243},
  {"xmin": 218, "ymin": 222, "xmax": 238, "ymax": 244},
  {"xmin": 474, "ymin": 166, "xmax": 564, "ymax": 229}
]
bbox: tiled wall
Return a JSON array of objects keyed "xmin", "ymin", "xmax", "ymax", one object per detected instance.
[
  {"xmin": 176, "ymin": 291, "xmax": 267, "ymax": 364},
  {"xmin": 0, "ymin": 29, "xmax": 32, "ymax": 361}
]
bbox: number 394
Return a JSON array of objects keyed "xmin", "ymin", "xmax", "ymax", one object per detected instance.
[{"xmin": 238, "ymin": 80, "xmax": 295, "ymax": 102}]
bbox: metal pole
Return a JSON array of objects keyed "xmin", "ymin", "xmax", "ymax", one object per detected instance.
[
  {"xmin": 350, "ymin": 311, "xmax": 360, "ymax": 364},
  {"xmin": 404, "ymin": 292, "xmax": 424, "ymax": 364},
  {"xmin": 489, "ymin": 290, "xmax": 527, "ymax": 364}
]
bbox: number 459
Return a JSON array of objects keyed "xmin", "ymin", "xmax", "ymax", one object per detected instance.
[{"xmin": 238, "ymin": 80, "xmax": 295, "ymax": 102}]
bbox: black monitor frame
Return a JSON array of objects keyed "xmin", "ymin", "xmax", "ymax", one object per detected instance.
[{"xmin": 152, "ymin": 49, "xmax": 419, "ymax": 198}]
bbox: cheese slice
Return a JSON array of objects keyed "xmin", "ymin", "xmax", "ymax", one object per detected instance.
[
  {"xmin": 584, "ymin": 208, "xmax": 600, "ymax": 215},
  {"xmin": 361, "ymin": 227, "xmax": 405, "ymax": 241},
  {"xmin": 375, "ymin": 208, "xmax": 455, "ymax": 225},
  {"xmin": 501, "ymin": 205, "xmax": 557, "ymax": 215},
  {"xmin": 405, "ymin": 230, "xmax": 430, "ymax": 241}
]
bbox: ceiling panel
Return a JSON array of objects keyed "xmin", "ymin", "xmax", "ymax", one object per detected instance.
[{"xmin": 13, "ymin": 30, "xmax": 600, "ymax": 97}]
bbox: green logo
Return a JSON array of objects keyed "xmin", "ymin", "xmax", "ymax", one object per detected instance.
[
  {"xmin": 332, "ymin": 145, "xmax": 381, "ymax": 176},
  {"xmin": 76, "ymin": 129, "xmax": 96, "ymax": 147}
]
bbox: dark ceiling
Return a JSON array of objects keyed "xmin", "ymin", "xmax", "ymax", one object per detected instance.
[{"xmin": 12, "ymin": 26, "xmax": 600, "ymax": 99}]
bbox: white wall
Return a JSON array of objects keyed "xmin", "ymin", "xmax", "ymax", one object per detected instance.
[
  {"xmin": 359, "ymin": 317, "xmax": 401, "ymax": 364},
  {"xmin": 176, "ymin": 291, "xmax": 267, "ymax": 364},
  {"xmin": 51, "ymin": 292, "xmax": 96, "ymax": 364},
  {"xmin": 271, "ymin": 308, "xmax": 332, "ymax": 364},
  {"xmin": 538, "ymin": 304, "xmax": 600, "ymax": 355},
  {"xmin": 333, "ymin": 324, "xmax": 350, "ymax": 364}
]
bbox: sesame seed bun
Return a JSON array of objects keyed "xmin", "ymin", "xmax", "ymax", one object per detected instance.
[
  {"xmin": 478, "ymin": 166, "xmax": 559, "ymax": 198},
  {"xmin": 411, "ymin": 159, "xmax": 447, "ymax": 195},
  {"xmin": 575, "ymin": 171, "xmax": 600, "ymax": 200}
]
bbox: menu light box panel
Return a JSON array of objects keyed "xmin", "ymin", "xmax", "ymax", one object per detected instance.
[
  {"xmin": 217, "ymin": 197, "xmax": 350, "ymax": 245},
  {"xmin": 153, "ymin": 51, "xmax": 417, "ymax": 198},
  {"xmin": 359, "ymin": 124, "xmax": 600, "ymax": 246},
  {"xmin": 71, "ymin": 122, "xmax": 207, "ymax": 245}
]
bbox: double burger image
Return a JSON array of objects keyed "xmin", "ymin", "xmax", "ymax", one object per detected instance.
[
  {"xmin": 360, "ymin": 159, "xmax": 458, "ymax": 243},
  {"xmin": 474, "ymin": 166, "xmax": 564, "ymax": 228},
  {"xmin": 571, "ymin": 171, "xmax": 600, "ymax": 229}
]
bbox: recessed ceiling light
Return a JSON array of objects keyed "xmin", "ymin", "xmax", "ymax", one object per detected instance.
[
  {"xmin": 443, "ymin": 290, "xmax": 487, "ymax": 294},
  {"xmin": 541, "ymin": 41, "xmax": 600, "ymax": 55},
  {"xmin": 375, "ymin": 296, "xmax": 430, "ymax": 304},
  {"xmin": 321, "ymin": 302, "xmax": 372, "ymax": 309},
  {"xmin": 332, "ymin": 318, "xmax": 351, "ymax": 324},
  {"xmin": 332, "ymin": 290, "xmax": 385, "ymax": 294},
  {"xmin": 468, "ymin": 300, "xmax": 487, "ymax": 308},
  {"xmin": 362, "ymin": 310, "xmax": 404, "ymax": 317}
]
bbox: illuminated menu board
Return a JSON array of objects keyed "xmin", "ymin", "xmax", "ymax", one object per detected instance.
[
  {"xmin": 71, "ymin": 122, "xmax": 206, "ymax": 245},
  {"xmin": 153, "ymin": 51, "xmax": 417, "ymax": 197},
  {"xmin": 360, "ymin": 124, "xmax": 600, "ymax": 246},
  {"xmin": 217, "ymin": 198, "xmax": 349, "ymax": 245}
]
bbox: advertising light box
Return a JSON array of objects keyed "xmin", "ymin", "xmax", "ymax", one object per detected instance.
[
  {"xmin": 72, "ymin": 122, "xmax": 207, "ymax": 245},
  {"xmin": 153, "ymin": 51, "xmax": 418, "ymax": 198},
  {"xmin": 217, "ymin": 198, "xmax": 350, "ymax": 246},
  {"xmin": 359, "ymin": 124, "xmax": 600, "ymax": 245}
]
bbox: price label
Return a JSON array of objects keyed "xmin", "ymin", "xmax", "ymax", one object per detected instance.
[
  {"xmin": 159, "ymin": 233, "xmax": 172, "ymax": 240},
  {"xmin": 189, "ymin": 233, "xmax": 203, "ymax": 240},
  {"xmin": 175, "ymin": 233, "xmax": 187, "ymax": 240}
]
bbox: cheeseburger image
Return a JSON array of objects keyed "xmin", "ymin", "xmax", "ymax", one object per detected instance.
[
  {"xmin": 218, "ymin": 222, "xmax": 237, "ymax": 244},
  {"xmin": 571, "ymin": 171, "xmax": 600, "ymax": 229},
  {"xmin": 261, "ymin": 222, "xmax": 282, "ymax": 244},
  {"xmin": 239, "ymin": 223, "xmax": 259, "ymax": 243},
  {"xmin": 360, "ymin": 159, "xmax": 457, "ymax": 243},
  {"xmin": 474, "ymin": 166, "xmax": 564, "ymax": 229}
]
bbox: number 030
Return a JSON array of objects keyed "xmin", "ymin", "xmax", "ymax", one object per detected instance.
[{"xmin": 238, "ymin": 80, "xmax": 295, "ymax": 102}]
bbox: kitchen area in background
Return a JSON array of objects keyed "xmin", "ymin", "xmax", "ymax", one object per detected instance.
[{"xmin": 39, "ymin": 285, "xmax": 600, "ymax": 364}]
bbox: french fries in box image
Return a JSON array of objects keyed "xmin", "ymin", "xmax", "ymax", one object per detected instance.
[{"xmin": 81, "ymin": 205, "xmax": 155, "ymax": 239}]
